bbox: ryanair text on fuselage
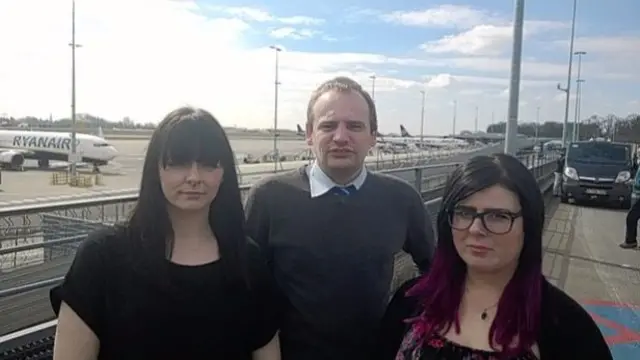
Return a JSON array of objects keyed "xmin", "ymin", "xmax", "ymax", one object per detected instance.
[{"xmin": 12, "ymin": 135, "xmax": 80, "ymax": 151}]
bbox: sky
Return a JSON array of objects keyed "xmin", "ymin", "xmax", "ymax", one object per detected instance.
[{"xmin": 0, "ymin": 0, "xmax": 638, "ymax": 136}]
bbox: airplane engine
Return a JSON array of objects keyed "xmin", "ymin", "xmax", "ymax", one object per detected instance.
[{"xmin": 0, "ymin": 150, "xmax": 25, "ymax": 170}]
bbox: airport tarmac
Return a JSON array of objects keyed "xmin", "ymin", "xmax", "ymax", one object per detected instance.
[
  {"xmin": 0, "ymin": 138, "xmax": 309, "ymax": 203},
  {"xmin": 102, "ymin": 138, "xmax": 311, "ymax": 175},
  {"xmin": 0, "ymin": 137, "xmax": 475, "ymax": 204}
]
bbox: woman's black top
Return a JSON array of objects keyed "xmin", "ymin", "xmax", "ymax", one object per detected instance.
[
  {"xmin": 375, "ymin": 277, "xmax": 614, "ymax": 360},
  {"xmin": 50, "ymin": 226, "xmax": 283, "ymax": 360}
]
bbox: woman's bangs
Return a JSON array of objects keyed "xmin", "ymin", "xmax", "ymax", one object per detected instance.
[{"xmin": 160, "ymin": 118, "xmax": 225, "ymax": 168}]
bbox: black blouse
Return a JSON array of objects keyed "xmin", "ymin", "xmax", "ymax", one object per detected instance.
[
  {"xmin": 50, "ymin": 226, "xmax": 283, "ymax": 360},
  {"xmin": 375, "ymin": 277, "xmax": 613, "ymax": 360}
]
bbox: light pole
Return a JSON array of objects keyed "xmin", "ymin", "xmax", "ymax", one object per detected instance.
[
  {"xmin": 535, "ymin": 106, "xmax": 540, "ymax": 142},
  {"xmin": 474, "ymin": 105, "xmax": 479, "ymax": 133},
  {"xmin": 575, "ymin": 79, "xmax": 585, "ymax": 140},
  {"xmin": 420, "ymin": 90, "xmax": 425, "ymax": 143},
  {"xmin": 504, "ymin": 0, "xmax": 525, "ymax": 156},
  {"xmin": 558, "ymin": 0, "xmax": 578, "ymax": 147},
  {"xmin": 269, "ymin": 45, "xmax": 281, "ymax": 172},
  {"xmin": 69, "ymin": 0, "xmax": 82, "ymax": 177},
  {"xmin": 611, "ymin": 116, "xmax": 617, "ymax": 141},
  {"xmin": 369, "ymin": 75, "xmax": 376, "ymax": 101},
  {"xmin": 572, "ymin": 51, "xmax": 586, "ymax": 141},
  {"xmin": 452, "ymin": 100, "xmax": 457, "ymax": 135}
]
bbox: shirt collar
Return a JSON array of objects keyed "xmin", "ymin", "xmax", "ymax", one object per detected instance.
[{"xmin": 306, "ymin": 162, "xmax": 367, "ymax": 198}]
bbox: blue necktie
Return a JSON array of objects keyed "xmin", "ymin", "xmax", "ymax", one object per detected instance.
[{"xmin": 331, "ymin": 185, "xmax": 356, "ymax": 196}]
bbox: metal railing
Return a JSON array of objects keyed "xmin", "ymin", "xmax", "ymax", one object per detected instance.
[
  {"xmin": 0, "ymin": 150, "xmax": 443, "ymax": 208},
  {"xmin": 0, "ymin": 162, "xmax": 458, "ymax": 276},
  {"xmin": 0, "ymin": 161, "xmax": 463, "ymax": 353},
  {"xmin": 0, "ymin": 147, "xmax": 548, "ymax": 358},
  {"xmin": 0, "ymin": 154, "xmax": 461, "ymax": 273},
  {"xmin": 0, "ymin": 139, "xmax": 535, "ymax": 244},
  {"xmin": 0, "ymin": 149, "xmax": 476, "ymax": 243}
]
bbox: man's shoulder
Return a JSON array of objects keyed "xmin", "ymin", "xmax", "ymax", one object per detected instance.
[{"xmin": 247, "ymin": 165, "xmax": 306, "ymax": 193}]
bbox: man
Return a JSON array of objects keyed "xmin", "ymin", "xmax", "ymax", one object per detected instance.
[
  {"xmin": 621, "ymin": 154, "xmax": 640, "ymax": 249},
  {"xmin": 553, "ymin": 148, "xmax": 565, "ymax": 196},
  {"xmin": 244, "ymin": 76, "xmax": 435, "ymax": 360}
]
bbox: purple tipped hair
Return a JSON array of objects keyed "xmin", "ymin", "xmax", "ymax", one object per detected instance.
[{"xmin": 404, "ymin": 153, "xmax": 544, "ymax": 358}]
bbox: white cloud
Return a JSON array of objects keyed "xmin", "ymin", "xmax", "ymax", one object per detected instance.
[
  {"xmin": 558, "ymin": 35, "xmax": 640, "ymax": 56},
  {"xmin": 269, "ymin": 27, "xmax": 319, "ymax": 40},
  {"xmin": 420, "ymin": 21, "xmax": 568, "ymax": 56},
  {"xmin": 381, "ymin": 5, "xmax": 495, "ymax": 28},
  {"xmin": 0, "ymin": 0, "xmax": 425, "ymax": 132},
  {"xmin": 208, "ymin": 6, "xmax": 325, "ymax": 26},
  {"xmin": 421, "ymin": 24, "xmax": 512, "ymax": 56},
  {"xmin": 213, "ymin": 6, "xmax": 272, "ymax": 22},
  {"xmin": 0, "ymin": 0, "xmax": 635, "ymax": 136},
  {"xmin": 321, "ymin": 35, "xmax": 339, "ymax": 42},
  {"xmin": 549, "ymin": 35, "xmax": 640, "ymax": 80},
  {"xmin": 279, "ymin": 16, "xmax": 325, "ymax": 26},
  {"xmin": 425, "ymin": 74, "xmax": 455, "ymax": 88}
]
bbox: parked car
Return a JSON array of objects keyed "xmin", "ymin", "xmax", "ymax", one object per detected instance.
[{"xmin": 561, "ymin": 140, "xmax": 634, "ymax": 208}]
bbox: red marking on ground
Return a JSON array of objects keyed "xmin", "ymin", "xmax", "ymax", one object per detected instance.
[
  {"xmin": 588, "ymin": 313, "xmax": 640, "ymax": 346},
  {"xmin": 582, "ymin": 299, "xmax": 640, "ymax": 309}
]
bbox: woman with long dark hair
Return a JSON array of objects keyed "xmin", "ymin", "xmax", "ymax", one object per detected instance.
[
  {"xmin": 377, "ymin": 153, "xmax": 612, "ymax": 359},
  {"xmin": 50, "ymin": 107, "xmax": 282, "ymax": 359}
]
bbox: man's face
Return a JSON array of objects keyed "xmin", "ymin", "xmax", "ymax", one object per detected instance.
[{"xmin": 306, "ymin": 89, "xmax": 376, "ymax": 175}]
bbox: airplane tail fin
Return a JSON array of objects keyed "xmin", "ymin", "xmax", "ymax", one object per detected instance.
[
  {"xmin": 296, "ymin": 124, "xmax": 304, "ymax": 136},
  {"xmin": 400, "ymin": 125, "xmax": 411, "ymax": 137}
]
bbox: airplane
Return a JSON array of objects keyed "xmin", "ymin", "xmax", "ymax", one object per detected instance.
[
  {"xmin": 294, "ymin": 123, "xmax": 462, "ymax": 151},
  {"xmin": 445, "ymin": 131, "xmax": 538, "ymax": 144},
  {"xmin": 377, "ymin": 125, "xmax": 468, "ymax": 149},
  {"xmin": 400, "ymin": 125, "xmax": 470, "ymax": 147},
  {"xmin": 0, "ymin": 129, "xmax": 118, "ymax": 172},
  {"xmin": 264, "ymin": 125, "xmax": 305, "ymax": 137}
]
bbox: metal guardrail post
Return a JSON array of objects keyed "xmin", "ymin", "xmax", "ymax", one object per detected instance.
[{"xmin": 414, "ymin": 167, "xmax": 423, "ymax": 193}]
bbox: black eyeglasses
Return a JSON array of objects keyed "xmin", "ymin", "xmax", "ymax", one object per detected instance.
[{"xmin": 448, "ymin": 206, "xmax": 522, "ymax": 235}]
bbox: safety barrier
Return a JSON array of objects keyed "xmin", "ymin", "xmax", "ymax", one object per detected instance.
[
  {"xmin": 0, "ymin": 153, "xmax": 460, "ymax": 251},
  {"xmin": 3, "ymin": 150, "xmax": 440, "ymax": 208},
  {"xmin": 0, "ymin": 161, "xmax": 461, "ymax": 342},
  {"xmin": 0, "ymin": 151, "xmax": 551, "ymax": 359},
  {"xmin": 49, "ymin": 172, "xmax": 106, "ymax": 188}
]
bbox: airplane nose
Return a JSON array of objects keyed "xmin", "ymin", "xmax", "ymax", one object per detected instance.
[{"xmin": 108, "ymin": 146, "xmax": 119, "ymax": 158}]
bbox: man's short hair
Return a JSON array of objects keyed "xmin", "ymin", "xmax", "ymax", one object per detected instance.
[{"xmin": 305, "ymin": 76, "xmax": 378, "ymax": 133}]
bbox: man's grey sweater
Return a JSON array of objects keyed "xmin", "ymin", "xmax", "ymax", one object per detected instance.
[{"xmin": 244, "ymin": 165, "xmax": 435, "ymax": 360}]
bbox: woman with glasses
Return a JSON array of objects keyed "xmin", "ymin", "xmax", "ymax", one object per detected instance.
[
  {"xmin": 50, "ymin": 107, "xmax": 282, "ymax": 359},
  {"xmin": 376, "ymin": 153, "xmax": 612, "ymax": 359}
]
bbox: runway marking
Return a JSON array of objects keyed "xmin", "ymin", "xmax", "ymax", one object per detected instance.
[{"xmin": 581, "ymin": 300, "xmax": 640, "ymax": 359}]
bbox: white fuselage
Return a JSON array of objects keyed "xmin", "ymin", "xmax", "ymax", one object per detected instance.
[
  {"xmin": 378, "ymin": 135, "xmax": 467, "ymax": 149},
  {"xmin": 0, "ymin": 130, "xmax": 118, "ymax": 166}
]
